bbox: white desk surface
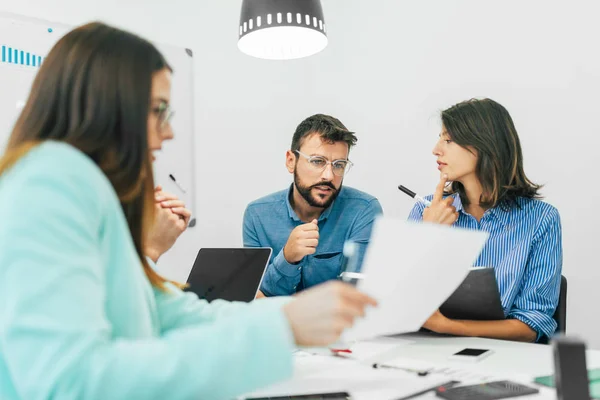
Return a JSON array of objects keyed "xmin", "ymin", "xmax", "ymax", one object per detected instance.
[
  {"xmin": 382, "ymin": 332, "xmax": 600, "ymax": 399},
  {"xmin": 254, "ymin": 332, "xmax": 600, "ymax": 400},
  {"xmin": 382, "ymin": 332, "xmax": 600, "ymax": 378}
]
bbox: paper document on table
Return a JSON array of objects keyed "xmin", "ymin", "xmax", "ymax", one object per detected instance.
[
  {"xmin": 386, "ymin": 357, "xmax": 495, "ymax": 384},
  {"xmin": 242, "ymin": 354, "xmax": 450, "ymax": 400},
  {"xmin": 344, "ymin": 218, "xmax": 489, "ymax": 341},
  {"xmin": 295, "ymin": 337, "xmax": 414, "ymax": 362}
]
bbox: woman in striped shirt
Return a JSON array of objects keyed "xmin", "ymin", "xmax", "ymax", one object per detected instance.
[{"xmin": 409, "ymin": 98, "xmax": 562, "ymax": 343}]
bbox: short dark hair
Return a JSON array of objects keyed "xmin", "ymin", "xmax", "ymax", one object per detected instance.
[
  {"xmin": 441, "ymin": 98, "xmax": 542, "ymax": 210},
  {"xmin": 291, "ymin": 114, "xmax": 357, "ymax": 152}
]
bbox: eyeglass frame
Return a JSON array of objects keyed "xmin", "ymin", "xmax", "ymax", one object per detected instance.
[
  {"xmin": 294, "ymin": 150, "xmax": 354, "ymax": 177},
  {"xmin": 152, "ymin": 101, "xmax": 175, "ymax": 132}
]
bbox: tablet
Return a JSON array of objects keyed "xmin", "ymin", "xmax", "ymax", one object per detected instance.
[
  {"xmin": 185, "ymin": 247, "xmax": 271, "ymax": 302},
  {"xmin": 439, "ymin": 267, "xmax": 505, "ymax": 320}
]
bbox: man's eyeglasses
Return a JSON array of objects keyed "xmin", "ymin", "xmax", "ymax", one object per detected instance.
[
  {"xmin": 295, "ymin": 150, "xmax": 353, "ymax": 177},
  {"xmin": 152, "ymin": 102, "xmax": 175, "ymax": 132}
]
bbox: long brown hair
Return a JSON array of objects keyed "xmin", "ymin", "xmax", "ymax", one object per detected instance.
[
  {"xmin": 441, "ymin": 98, "xmax": 542, "ymax": 210},
  {"xmin": 0, "ymin": 22, "xmax": 173, "ymax": 290}
]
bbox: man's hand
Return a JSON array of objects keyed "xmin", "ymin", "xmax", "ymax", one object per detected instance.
[{"xmin": 283, "ymin": 219, "xmax": 319, "ymax": 264}]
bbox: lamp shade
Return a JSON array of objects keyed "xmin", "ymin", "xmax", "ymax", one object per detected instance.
[{"xmin": 238, "ymin": 0, "xmax": 328, "ymax": 60}]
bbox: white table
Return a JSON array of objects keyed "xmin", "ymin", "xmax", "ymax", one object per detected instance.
[
  {"xmin": 376, "ymin": 332, "xmax": 600, "ymax": 399},
  {"xmin": 381, "ymin": 332, "xmax": 600, "ymax": 379},
  {"xmin": 247, "ymin": 333, "xmax": 600, "ymax": 399}
]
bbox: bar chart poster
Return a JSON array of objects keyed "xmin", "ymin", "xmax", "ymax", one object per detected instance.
[
  {"xmin": 0, "ymin": 16, "xmax": 67, "ymax": 67},
  {"xmin": 0, "ymin": 13, "xmax": 69, "ymax": 153},
  {"xmin": 0, "ymin": 12, "xmax": 199, "ymax": 266}
]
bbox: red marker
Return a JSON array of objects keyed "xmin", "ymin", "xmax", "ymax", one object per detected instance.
[{"xmin": 330, "ymin": 348, "xmax": 352, "ymax": 354}]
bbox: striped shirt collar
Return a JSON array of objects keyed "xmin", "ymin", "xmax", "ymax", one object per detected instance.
[{"xmin": 451, "ymin": 193, "xmax": 513, "ymax": 228}]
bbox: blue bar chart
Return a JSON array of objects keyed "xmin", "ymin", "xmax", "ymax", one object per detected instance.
[{"xmin": 1, "ymin": 45, "xmax": 43, "ymax": 67}]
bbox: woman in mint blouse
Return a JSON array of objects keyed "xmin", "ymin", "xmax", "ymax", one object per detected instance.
[{"xmin": 0, "ymin": 22, "xmax": 376, "ymax": 400}]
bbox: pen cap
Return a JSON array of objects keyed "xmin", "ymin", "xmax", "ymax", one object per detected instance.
[{"xmin": 398, "ymin": 185, "xmax": 416, "ymax": 198}]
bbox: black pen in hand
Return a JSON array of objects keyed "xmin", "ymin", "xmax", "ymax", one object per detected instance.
[{"xmin": 169, "ymin": 174, "xmax": 187, "ymax": 194}]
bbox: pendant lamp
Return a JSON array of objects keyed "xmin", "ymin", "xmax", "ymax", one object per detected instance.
[{"xmin": 238, "ymin": 0, "xmax": 328, "ymax": 60}]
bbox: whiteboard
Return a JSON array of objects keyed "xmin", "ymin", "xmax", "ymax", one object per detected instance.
[{"xmin": 0, "ymin": 12, "xmax": 197, "ymax": 228}]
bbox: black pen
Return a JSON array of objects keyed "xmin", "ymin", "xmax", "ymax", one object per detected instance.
[
  {"xmin": 372, "ymin": 363, "xmax": 430, "ymax": 377},
  {"xmin": 169, "ymin": 174, "xmax": 187, "ymax": 194},
  {"xmin": 398, "ymin": 185, "xmax": 432, "ymax": 206},
  {"xmin": 167, "ymin": 174, "xmax": 197, "ymax": 228}
]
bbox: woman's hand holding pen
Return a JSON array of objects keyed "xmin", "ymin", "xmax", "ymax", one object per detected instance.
[
  {"xmin": 283, "ymin": 281, "xmax": 377, "ymax": 346},
  {"xmin": 422, "ymin": 174, "xmax": 458, "ymax": 225}
]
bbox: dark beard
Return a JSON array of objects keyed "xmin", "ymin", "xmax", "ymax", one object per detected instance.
[{"xmin": 293, "ymin": 171, "xmax": 341, "ymax": 209}]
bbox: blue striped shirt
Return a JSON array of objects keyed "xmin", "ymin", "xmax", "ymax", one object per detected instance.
[{"xmin": 408, "ymin": 194, "xmax": 563, "ymax": 340}]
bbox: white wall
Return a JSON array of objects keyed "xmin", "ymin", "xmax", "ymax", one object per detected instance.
[
  {"xmin": 0, "ymin": 0, "xmax": 318, "ymax": 283},
  {"xmin": 308, "ymin": 0, "xmax": 600, "ymax": 349},
  {"xmin": 3, "ymin": 0, "xmax": 599, "ymax": 347}
]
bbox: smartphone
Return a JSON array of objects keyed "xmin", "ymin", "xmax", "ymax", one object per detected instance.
[{"xmin": 447, "ymin": 348, "xmax": 493, "ymax": 362}]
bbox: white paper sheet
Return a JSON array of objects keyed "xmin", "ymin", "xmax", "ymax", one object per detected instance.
[
  {"xmin": 295, "ymin": 337, "xmax": 414, "ymax": 362},
  {"xmin": 242, "ymin": 354, "xmax": 451, "ymax": 400},
  {"xmin": 344, "ymin": 218, "xmax": 489, "ymax": 341}
]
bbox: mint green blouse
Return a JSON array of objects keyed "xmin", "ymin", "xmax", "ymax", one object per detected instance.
[{"xmin": 0, "ymin": 142, "xmax": 294, "ymax": 400}]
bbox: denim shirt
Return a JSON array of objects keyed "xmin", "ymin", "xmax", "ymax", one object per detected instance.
[{"xmin": 243, "ymin": 185, "xmax": 383, "ymax": 296}]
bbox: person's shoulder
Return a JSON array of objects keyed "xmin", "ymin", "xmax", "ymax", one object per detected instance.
[
  {"xmin": 516, "ymin": 197, "xmax": 560, "ymax": 221},
  {"xmin": 0, "ymin": 142, "xmax": 116, "ymax": 235},
  {"xmin": 245, "ymin": 188, "xmax": 288, "ymax": 210},
  {"xmin": 338, "ymin": 186, "xmax": 378, "ymax": 203},
  {"xmin": 509, "ymin": 198, "xmax": 562, "ymax": 243},
  {"xmin": 4, "ymin": 142, "xmax": 109, "ymax": 187},
  {"xmin": 338, "ymin": 186, "xmax": 382, "ymax": 212},
  {"xmin": 0, "ymin": 142, "xmax": 114, "ymax": 208}
]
